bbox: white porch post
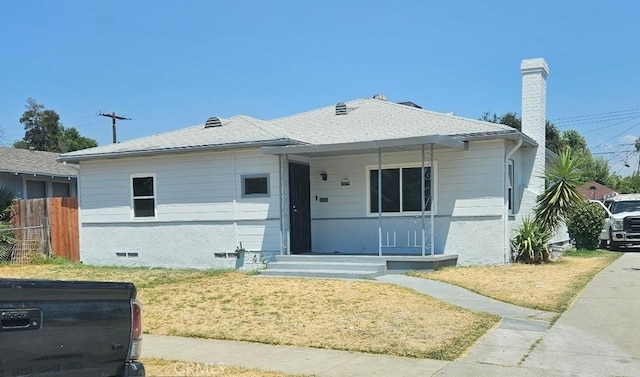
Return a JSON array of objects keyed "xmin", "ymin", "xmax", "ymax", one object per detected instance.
[
  {"xmin": 378, "ymin": 148, "xmax": 383, "ymax": 256},
  {"xmin": 421, "ymin": 144, "xmax": 426, "ymax": 257},
  {"xmin": 279, "ymin": 154, "xmax": 290, "ymax": 255},
  {"xmin": 430, "ymin": 143, "xmax": 435, "ymax": 256}
]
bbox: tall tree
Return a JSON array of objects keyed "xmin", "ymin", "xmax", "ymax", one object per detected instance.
[
  {"xmin": 545, "ymin": 121, "xmax": 563, "ymax": 154},
  {"xmin": 560, "ymin": 130, "xmax": 588, "ymax": 152},
  {"xmin": 59, "ymin": 127, "xmax": 97, "ymax": 153},
  {"xmin": 14, "ymin": 98, "xmax": 97, "ymax": 153},
  {"xmin": 579, "ymin": 155, "xmax": 610, "ymax": 184},
  {"xmin": 18, "ymin": 98, "xmax": 62, "ymax": 152},
  {"xmin": 498, "ymin": 112, "xmax": 521, "ymax": 131}
]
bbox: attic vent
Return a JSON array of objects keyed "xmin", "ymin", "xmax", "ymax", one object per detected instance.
[
  {"xmin": 398, "ymin": 101, "xmax": 422, "ymax": 109},
  {"xmin": 373, "ymin": 93, "xmax": 388, "ymax": 101},
  {"xmin": 204, "ymin": 117, "xmax": 222, "ymax": 128},
  {"xmin": 335, "ymin": 102, "xmax": 347, "ymax": 115}
]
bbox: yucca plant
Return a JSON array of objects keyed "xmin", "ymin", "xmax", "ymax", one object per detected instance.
[
  {"xmin": 0, "ymin": 187, "xmax": 17, "ymax": 222},
  {"xmin": 534, "ymin": 148, "xmax": 583, "ymax": 231},
  {"xmin": 512, "ymin": 217, "xmax": 552, "ymax": 263}
]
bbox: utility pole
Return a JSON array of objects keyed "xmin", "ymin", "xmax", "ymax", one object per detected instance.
[{"xmin": 99, "ymin": 112, "xmax": 131, "ymax": 143}]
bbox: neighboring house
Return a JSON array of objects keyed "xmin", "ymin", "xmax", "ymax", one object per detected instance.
[
  {"xmin": 577, "ymin": 181, "xmax": 617, "ymax": 201},
  {"xmin": 60, "ymin": 58, "xmax": 555, "ymax": 268},
  {"xmin": 0, "ymin": 147, "xmax": 78, "ymax": 199}
]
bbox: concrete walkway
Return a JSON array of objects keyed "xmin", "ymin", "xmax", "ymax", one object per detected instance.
[{"xmin": 144, "ymin": 253, "xmax": 640, "ymax": 376}]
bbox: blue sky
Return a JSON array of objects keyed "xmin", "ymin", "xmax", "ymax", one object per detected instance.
[{"xmin": 1, "ymin": 1, "xmax": 639, "ymax": 175}]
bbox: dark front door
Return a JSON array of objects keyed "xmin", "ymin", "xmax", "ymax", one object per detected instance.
[{"xmin": 289, "ymin": 162, "xmax": 311, "ymax": 254}]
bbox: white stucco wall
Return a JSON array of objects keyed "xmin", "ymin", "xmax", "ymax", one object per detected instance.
[
  {"xmin": 78, "ymin": 149, "xmax": 281, "ymax": 268},
  {"xmin": 306, "ymin": 140, "xmax": 510, "ymax": 264},
  {"xmin": 78, "ymin": 138, "xmax": 536, "ymax": 267}
]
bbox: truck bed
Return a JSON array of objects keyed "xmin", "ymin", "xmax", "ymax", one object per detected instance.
[{"xmin": 0, "ymin": 279, "xmax": 143, "ymax": 377}]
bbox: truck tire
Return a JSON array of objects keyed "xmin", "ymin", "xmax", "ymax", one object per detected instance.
[
  {"xmin": 599, "ymin": 239, "xmax": 608, "ymax": 250},
  {"xmin": 610, "ymin": 235, "xmax": 622, "ymax": 251}
]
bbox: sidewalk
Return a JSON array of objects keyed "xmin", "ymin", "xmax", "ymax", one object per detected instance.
[{"xmin": 144, "ymin": 253, "xmax": 640, "ymax": 376}]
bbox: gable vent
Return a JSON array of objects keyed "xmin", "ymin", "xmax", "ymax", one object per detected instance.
[
  {"xmin": 204, "ymin": 116, "xmax": 222, "ymax": 128},
  {"xmin": 335, "ymin": 102, "xmax": 347, "ymax": 115}
]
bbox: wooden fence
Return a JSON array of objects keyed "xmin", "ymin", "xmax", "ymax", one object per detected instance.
[{"xmin": 11, "ymin": 197, "xmax": 79, "ymax": 262}]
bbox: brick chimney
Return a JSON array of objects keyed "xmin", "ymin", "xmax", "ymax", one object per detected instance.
[{"xmin": 521, "ymin": 58, "xmax": 549, "ymax": 195}]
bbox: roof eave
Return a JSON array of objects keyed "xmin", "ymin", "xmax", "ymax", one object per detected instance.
[
  {"xmin": 0, "ymin": 169, "xmax": 77, "ymax": 179},
  {"xmin": 261, "ymin": 135, "xmax": 467, "ymax": 157},
  {"xmin": 458, "ymin": 131, "xmax": 538, "ymax": 147},
  {"xmin": 58, "ymin": 139, "xmax": 300, "ymax": 163}
]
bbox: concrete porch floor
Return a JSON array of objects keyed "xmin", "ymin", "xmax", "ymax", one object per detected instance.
[{"xmin": 260, "ymin": 253, "xmax": 459, "ymax": 278}]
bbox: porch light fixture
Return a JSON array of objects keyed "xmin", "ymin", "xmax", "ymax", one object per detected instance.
[{"xmin": 320, "ymin": 172, "xmax": 328, "ymax": 181}]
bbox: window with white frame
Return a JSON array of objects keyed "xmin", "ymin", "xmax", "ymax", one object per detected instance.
[
  {"xmin": 241, "ymin": 174, "xmax": 270, "ymax": 198},
  {"xmin": 508, "ymin": 159, "xmax": 514, "ymax": 214},
  {"xmin": 369, "ymin": 166, "xmax": 432, "ymax": 214},
  {"xmin": 131, "ymin": 175, "xmax": 156, "ymax": 218}
]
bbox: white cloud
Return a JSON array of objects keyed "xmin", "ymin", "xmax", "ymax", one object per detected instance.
[{"xmin": 620, "ymin": 134, "xmax": 637, "ymax": 143}]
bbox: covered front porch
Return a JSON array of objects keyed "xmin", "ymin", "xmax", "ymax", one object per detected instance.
[{"xmin": 262, "ymin": 135, "xmax": 468, "ymax": 261}]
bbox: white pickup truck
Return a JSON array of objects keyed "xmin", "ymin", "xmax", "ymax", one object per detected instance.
[{"xmin": 592, "ymin": 194, "xmax": 640, "ymax": 251}]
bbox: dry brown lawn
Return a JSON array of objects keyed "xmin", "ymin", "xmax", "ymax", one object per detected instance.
[
  {"xmin": 410, "ymin": 250, "xmax": 620, "ymax": 312},
  {"xmin": 0, "ymin": 263, "xmax": 498, "ymax": 360},
  {"xmin": 142, "ymin": 358, "xmax": 312, "ymax": 377}
]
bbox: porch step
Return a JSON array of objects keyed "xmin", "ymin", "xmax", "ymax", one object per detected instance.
[
  {"xmin": 260, "ymin": 255, "xmax": 387, "ymax": 279},
  {"xmin": 259, "ymin": 254, "xmax": 458, "ymax": 279},
  {"xmin": 263, "ymin": 261, "xmax": 386, "ymax": 272},
  {"xmin": 259, "ymin": 268, "xmax": 382, "ymax": 279}
]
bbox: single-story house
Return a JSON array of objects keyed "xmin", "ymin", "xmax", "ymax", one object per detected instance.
[
  {"xmin": 577, "ymin": 181, "xmax": 617, "ymax": 201},
  {"xmin": 0, "ymin": 147, "xmax": 78, "ymax": 199},
  {"xmin": 59, "ymin": 58, "xmax": 556, "ymax": 268}
]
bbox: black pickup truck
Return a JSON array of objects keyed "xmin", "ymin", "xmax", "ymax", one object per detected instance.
[{"xmin": 0, "ymin": 279, "xmax": 144, "ymax": 376}]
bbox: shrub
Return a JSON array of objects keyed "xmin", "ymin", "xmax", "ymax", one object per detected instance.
[
  {"xmin": 567, "ymin": 201, "xmax": 605, "ymax": 250},
  {"xmin": 512, "ymin": 217, "xmax": 552, "ymax": 264},
  {"xmin": 0, "ymin": 222, "xmax": 16, "ymax": 261}
]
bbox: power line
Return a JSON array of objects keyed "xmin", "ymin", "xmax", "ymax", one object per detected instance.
[
  {"xmin": 552, "ymin": 108, "xmax": 640, "ymax": 122},
  {"xmin": 595, "ymin": 120, "xmax": 640, "ymax": 148},
  {"xmin": 579, "ymin": 116, "xmax": 640, "ymax": 134},
  {"xmin": 99, "ymin": 112, "xmax": 131, "ymax": 143}
]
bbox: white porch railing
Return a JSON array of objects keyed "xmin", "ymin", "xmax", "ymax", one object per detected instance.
[{"xmin": 380, "ymin": 217, "xmax": 432, "ymax": 255}]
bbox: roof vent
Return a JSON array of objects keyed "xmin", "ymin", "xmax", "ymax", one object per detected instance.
[
  {"xmin": 398, "ymin": 101, "xmax": 422, "ymax": 109},
  {"xmin": 373, "ymin": 93, "xmax": 388, "ymax": 101},
  {"xmin": 204, "ymin": 117, "xmax": 222, "ymax": 128},
  {"xmin": 335, "ymin": 102, "xmax": 347, "ymax": 115}
]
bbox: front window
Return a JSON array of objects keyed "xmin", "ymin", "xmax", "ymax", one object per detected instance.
[
  {"xmin": 369, "ymin": 166, "xmax": 432, "ymax": 213},
  {"xmin": 132, "ymin": 175, "xmax": 155, "ymax": 218}
]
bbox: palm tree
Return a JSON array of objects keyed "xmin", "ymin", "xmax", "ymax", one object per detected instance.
[
  {"xmin": 0, "ymin": 187, "xmax": 16, "ymax": 222},
  {"xmin": 534, "ymin": 148, "xmax": 583, "ymax": 232}
]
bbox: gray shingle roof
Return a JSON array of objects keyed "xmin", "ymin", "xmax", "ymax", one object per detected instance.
[
  {"xmin": 271, "ymin": 98, "xmax": 520, "ymax": 145},
  {"xmin": 0, "ymin": 147, "xmax": 78, "ymax": 177},
  {"xmin": 59, "ymin": 115, "xmax": 295, "ymax": 161},
  {"xmin": 59, "ymin": 98, "xmax": 528, "ymax": 162}
]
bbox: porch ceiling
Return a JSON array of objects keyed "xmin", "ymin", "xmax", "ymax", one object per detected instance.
[{"xmin": 261, "ymin": 135, "xmax": 467, "ymax": 157}]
